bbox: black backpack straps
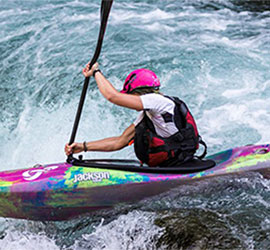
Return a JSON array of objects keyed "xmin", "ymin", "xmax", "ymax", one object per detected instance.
[
  {"xmin": 143, "ymin": 110, "xmax": 156, "ymax": 133},
  {"xmin": 164, "ymin": 96, "xmax": 185, "ymax": 130},
  {"xmin": 197, "ymin": 136, "xmax": 207, "ymax": 159},
  {"xmin": 166, "ymin": 95, "xmax": 208, "ymax": 159}
]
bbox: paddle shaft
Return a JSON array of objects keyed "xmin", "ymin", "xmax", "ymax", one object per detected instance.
[{"xmin": 69, "ymin": 0, "xmax": 113, "ymax": 145}]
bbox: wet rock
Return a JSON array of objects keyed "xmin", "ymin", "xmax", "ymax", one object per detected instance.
[
  {"xmin": 155, "ymin": 209, "xmax": 245, "ymax": 250},
  {"xmin": 230, "ymin": 0, "xmax": 270, "ymax": 12},
  {"xmin": 191, "ymin": 0, "xmax": 270, "ymax": 13},
  {"xmin": 0, "ymin": 231, "xmax": 6, "ymax": 240}
]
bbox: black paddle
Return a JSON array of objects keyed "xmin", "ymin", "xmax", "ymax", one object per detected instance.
[{"xmin": 68, "ymin": 0, "xmax": 113, "ymax": 153}]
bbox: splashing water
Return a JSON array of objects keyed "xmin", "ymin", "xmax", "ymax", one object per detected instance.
[{"xmin": 0, "ymin": 0, "xmax": 270, "ymax": 249}]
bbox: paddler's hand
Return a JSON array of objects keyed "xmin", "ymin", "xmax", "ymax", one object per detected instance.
[
  {"xmin": 82, "ymin": 62, "xmax": 99, "ymax": 77},
  {"xmin": 65, "ymin": 143, "xmax": 84, "ymax": 155}
]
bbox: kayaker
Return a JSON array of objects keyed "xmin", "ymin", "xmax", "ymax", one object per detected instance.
[{"xmin": 65, "ymin": 62, "xmax": 204, "ymax": 167}]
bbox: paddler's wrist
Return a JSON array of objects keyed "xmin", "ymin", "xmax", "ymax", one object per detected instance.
[
  {"xmin": 93, "ymin": 69, "xmax": 101, "ymax": 78},
  {"xmin": 83, "ymin": 141, "xmax": 88, "ymax": 152}
]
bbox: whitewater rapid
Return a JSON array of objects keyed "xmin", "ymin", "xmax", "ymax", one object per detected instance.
[{"xmin": 0, "ymin": 0, "xmax": 270, "ymax": 249}]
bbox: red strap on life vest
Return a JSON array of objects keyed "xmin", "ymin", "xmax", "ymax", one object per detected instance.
[{"xmin": 128, "ymin": 139, "xmax": 134, "ymax": 146}]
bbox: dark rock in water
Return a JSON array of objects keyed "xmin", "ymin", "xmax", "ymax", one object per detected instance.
[
  {"xmin": 155, "ymin": 209, "xmax": 245, "ymax": 249},
  {"xmin": 258, "ymin": 168, "xmax": 270, "ymax": 180},
  {"xmin": 190, "ymin": 0, "xmax": 270, "ymax": 12},
  {"xmin": 0, "ymin": 231, "xmax": 6, "ymax": 240},
  {"xmin": 231, "ymin": 0, "xmax": 270, "ymax": 12}
]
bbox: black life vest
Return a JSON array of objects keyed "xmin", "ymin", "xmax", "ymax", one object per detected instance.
[{"xmin": 134, "ymin": 96, "xmax": 207, "ymax": 167}]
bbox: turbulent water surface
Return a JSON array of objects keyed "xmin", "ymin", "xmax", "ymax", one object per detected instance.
[{"xmin": 0, "ymin": 0, "xmax": 270, "ymax": 249}]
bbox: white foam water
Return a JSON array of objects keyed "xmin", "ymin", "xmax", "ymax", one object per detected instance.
[{"xmin": 0, "ymin": 0, "xmax": 270, "ymax": 249}]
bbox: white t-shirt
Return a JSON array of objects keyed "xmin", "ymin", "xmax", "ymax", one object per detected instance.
[{"xmin": 133, "ymin": 93, "xmax": 179, "ymax": 138}]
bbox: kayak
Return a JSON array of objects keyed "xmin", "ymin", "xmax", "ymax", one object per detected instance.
[{"xmin": 0, "ymin": 144, "xmax": 269, "ymax": 221}]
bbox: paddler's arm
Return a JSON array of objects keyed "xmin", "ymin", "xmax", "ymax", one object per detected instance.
[
  {"xmin": 65, "ymin": 124, "xmax": 135, "ymax": 155},
  {"xmin": 83, "ymin": 62, "xmax": 143, "ymax": 111}
]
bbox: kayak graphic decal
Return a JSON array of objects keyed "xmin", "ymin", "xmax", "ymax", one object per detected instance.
[
  {"xmin": 22, "ymin": 166, "xmax": 59, "ymax": 181},
  {"xmin": 73, "ymin": 172, "xmax": 110, "ymax": 183}
]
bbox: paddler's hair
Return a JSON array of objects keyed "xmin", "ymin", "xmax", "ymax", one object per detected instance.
[{"xmin": 130, "ymin": 87, "xmax": 160, "ymax": 95}]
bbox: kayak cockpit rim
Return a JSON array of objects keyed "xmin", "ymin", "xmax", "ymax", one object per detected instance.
[{"xmin": 67, "ymin": 155, "xmax": 216, "ymax": 174}]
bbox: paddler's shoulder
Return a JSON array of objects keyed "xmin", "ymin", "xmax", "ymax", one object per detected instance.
[{"xmin": 140, "ymin": 93, "xmax": 175, "ymax": 104}]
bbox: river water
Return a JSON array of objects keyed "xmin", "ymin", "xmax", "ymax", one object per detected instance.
[{"xmin": 0, "ymin": 0, "xmax": 270, "ymax": 249}]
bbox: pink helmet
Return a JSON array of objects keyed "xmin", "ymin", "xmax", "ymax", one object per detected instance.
[{"xmin": 120, "ymin": 69, "xmax": 160, "ymax": 94}]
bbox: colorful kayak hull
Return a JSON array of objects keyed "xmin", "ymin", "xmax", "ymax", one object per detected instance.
[{"xmin": 0, "ymin": 144, "xmax": 269, "ymax": 221}]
